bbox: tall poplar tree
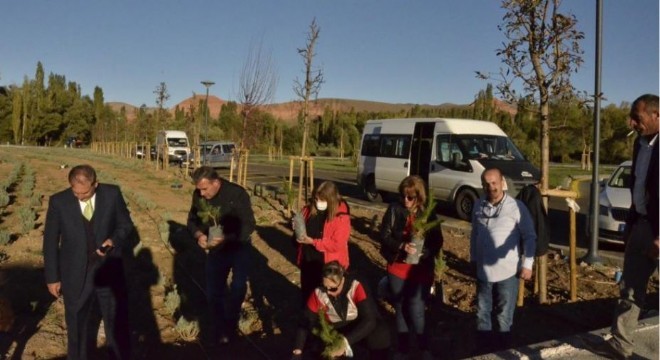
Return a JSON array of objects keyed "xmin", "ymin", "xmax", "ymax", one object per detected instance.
[
  {"xmin": 11, "ymin": 89, "xmax": 22, "ymax": 144},
  {"xmin": 93, "ymin": 86, "xmax": 104, "ymax": 141}
]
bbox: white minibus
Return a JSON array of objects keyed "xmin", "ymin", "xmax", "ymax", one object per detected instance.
[
  {"xmin": 357, "ymin": 118, "xmax": 540, "ymax": 220},
  {"xmin": 156, "ymin": 130, "xmax": 190, "ymax": 164}
]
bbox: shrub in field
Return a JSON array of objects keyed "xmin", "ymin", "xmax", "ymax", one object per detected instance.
[
  {"xmin": 0, "ymin": 190, "xmax": 9, "ymax": 209},
  {"xmin": 164, "ymin": 285, "xmax": 181, "ymax": 317},
  {"xmin": 30, "ymin": 193, "xmax": 42, "ymax": 208},
  {"xmin": 18, "ymin": 206, "xmax": 35, "ymax": 234},
  {"xmin": 175, "ymin": 317, "xmax": 200, "ymax": 341},
  {"xmin": 0, "ymin": 230, "xmax": 10, "ymax": 246},
  {"xmin": 20, "ymin": 181, "xmax": 34, "ymax": 198}
]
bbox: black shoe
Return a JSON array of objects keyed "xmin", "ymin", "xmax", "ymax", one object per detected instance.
[{"xmin": 582, "ymin": 337, "xmax": 630, "ymax": 360}]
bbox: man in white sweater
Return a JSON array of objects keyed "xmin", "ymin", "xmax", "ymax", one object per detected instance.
[{"xmin": 470, "ymin": 167, "xmax": 537, "ymax": 354}]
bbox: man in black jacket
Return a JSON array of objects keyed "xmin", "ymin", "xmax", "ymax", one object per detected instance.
[
  {"xmin": 587, "ymin": 94, "xmax": 658, "ymax": 359},
  {"xmin": 187, "ymin": 166, "xmax": 256, "ymax": 345}
]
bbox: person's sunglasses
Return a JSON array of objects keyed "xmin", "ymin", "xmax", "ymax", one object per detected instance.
[
  {"xmin": 403, "ymin": 195, "xmax": 417, "ymax": 201},
  {"xmin": 325, "ymin": 285, "xmax": 340, "ymax": 292}
]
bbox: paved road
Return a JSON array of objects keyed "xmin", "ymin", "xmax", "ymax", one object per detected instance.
[
  {"xmin": 221, "ymin": 162, "xmax": 624, "ymax": 265},
  {"xmin": 472, "ymin": 313, "xmax": 658, "ymax": 359}
]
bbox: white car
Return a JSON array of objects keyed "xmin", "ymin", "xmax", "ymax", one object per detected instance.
[{"xmin": 596, "ymin": 161, "xmax": 632, "ymax": 244}]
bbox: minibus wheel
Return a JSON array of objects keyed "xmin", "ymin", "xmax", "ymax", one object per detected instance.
[
  {"xmin": 454, "ymin": 188, "xmax": 478, "ymax": 221},
  {"xmin": 364, "ymin": 177, "xmax": 380, "ymax": 202}
]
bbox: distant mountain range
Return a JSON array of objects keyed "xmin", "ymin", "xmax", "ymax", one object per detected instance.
[{"xmin": 107, "ymin": 96, "xmax": 516, "ymax": 124}]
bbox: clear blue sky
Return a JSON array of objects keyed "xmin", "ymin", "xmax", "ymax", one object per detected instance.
[{"xmin": 1, "ymin": 1, "xmax": 658, "ymax": 108}]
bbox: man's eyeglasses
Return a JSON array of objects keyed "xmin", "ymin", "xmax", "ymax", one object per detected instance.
[{"xmin": 481, "ymin": 194, "xmax": 506, "ymax": 222}]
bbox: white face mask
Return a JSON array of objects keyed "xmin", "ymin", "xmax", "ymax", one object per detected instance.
[{"xmin": 315, "ymin": 200, "xmax": 328, "ymax": 211}]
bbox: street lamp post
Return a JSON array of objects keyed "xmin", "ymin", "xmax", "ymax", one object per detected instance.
[{"xmin": 201, "ymin": 80, "xmax": 215, "ymax": 165}]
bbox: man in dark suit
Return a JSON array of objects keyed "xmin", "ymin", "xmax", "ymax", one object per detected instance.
[
  {"xmin": 43, "ymin": 164, "xmax": 134, "ymax": 359},
  {"xmin": 587, "ymin": 94, "xmax": 658, "ymax": 359}
]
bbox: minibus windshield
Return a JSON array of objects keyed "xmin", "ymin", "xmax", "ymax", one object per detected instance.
[{"xmin": 457, "ymin": 135, "xmax": 525, "ymax": 161}]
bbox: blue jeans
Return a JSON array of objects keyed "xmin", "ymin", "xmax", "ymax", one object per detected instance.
[
  {"xmin": 476, "ymin": 274, "xmax": 518, "ymax": 333},
  {"xmin": 387, "ymin": 274, "xmax": 429, "ymax": 336},
  {"xmin": 206, "ymin": 244, "xmax": 250, "ymax": 337}
]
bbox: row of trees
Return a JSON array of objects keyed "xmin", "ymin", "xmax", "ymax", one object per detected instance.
[{"xmin": 0, "ymin": 62, "xmax": 634, "ymax": 166}]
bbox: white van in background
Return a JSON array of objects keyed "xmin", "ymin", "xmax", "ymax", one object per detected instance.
[
  {"xmin": 357, "ymin": 118, "xmax": 540, "ymax": 220},
  {"xmin": 156, "ymin": 130, "xmax": 190, "ymax": 164}
]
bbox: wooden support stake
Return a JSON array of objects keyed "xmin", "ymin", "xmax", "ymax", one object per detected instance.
[
  {"xmin": 538, "ymin": 254, "xmax": 547, "ymax": 304},
  {"xmin": 288, "ymin": 157, "xmax": 295, "ymax": 214},
  {"xmin": 569, "ymin": 206, "xmax": 577, "ymax": 302},
  {"xmin": 308, "ymin": 158, "xmax": 314, "ymax": 196}
]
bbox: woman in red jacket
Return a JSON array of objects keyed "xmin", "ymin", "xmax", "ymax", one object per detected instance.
[{"xmin": 293, "ymin": 181, "xmax": 351, "ymax": 305}]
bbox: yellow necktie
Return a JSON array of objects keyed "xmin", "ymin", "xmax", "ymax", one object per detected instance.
[{"xmin": 83, "ymin": 199, "xmax": 94, "ymax": 221}]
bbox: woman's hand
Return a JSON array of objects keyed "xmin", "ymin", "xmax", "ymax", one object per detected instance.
[
  {"xmin": 402, "ymin": 242, "xmax": 418, "ymax": 254},
  {"xmin": 297, "ymin": 235, "xmax": 314, "ymax": 245},
  {"xmin": 329, "ymin": 338, "xmax": 347, "ymax": 358}
]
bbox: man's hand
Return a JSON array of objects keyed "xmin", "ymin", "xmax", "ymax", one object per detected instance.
[
  {"xmin": 95, "ymin": 239, "xmax": 114, "ymax": 256},
  {"xmin": 47, "ymin": 282, "xmax": 61, "ymax": 298},
  {"xmin": 197, "ymin": 234, "xmax": 208, "ymax": 249},
  {"xmin": 207, "ymin": 235, "xmax": 225, "ymax": 249},
  {"xmin": 519, "ymin": 267, "xmax": 533, "ymax": 281}
]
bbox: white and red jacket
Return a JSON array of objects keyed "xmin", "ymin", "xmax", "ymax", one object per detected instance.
[{"xmin": 294, "ymin": 277, "xmax": 380, "ymax": 350}]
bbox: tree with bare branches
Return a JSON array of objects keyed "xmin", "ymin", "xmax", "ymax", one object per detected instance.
[
  {"xmin": 477, "ymin": 0, "xmax": 584, "ymax": 197},
  {"xmin": 294, "ymin": 18, "xmax": 324, "ymax": 158},
  {"xmin": 237, "ymin": 39, "xmax": 278, "ymax": 151}
]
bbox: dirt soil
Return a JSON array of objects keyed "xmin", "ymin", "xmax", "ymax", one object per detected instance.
[{"xmin": 0, "ymin": 146, "xmax": 656, "ymax": 360}]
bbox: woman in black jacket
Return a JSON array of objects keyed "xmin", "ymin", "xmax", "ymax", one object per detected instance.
[{"xmin": 379, "ymin": 175, "xmax": 443, "ymax": 358}]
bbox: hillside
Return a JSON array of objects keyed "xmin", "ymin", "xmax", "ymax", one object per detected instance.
[{"xmin": 108, "ymin": 96, "xmax": 516, "ymax": 125}]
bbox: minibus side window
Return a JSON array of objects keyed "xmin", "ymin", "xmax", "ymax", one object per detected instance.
[
  {"xmin": 361, "ymin": 135, "xmax": 380, "ymax": 156},
  {"xmin": 435, "ymin": 135, "xmax": 469, "ymax": 171},
  {"xmin": 379, "ymin": 135, "xmax": 411, "ymax": 159}
]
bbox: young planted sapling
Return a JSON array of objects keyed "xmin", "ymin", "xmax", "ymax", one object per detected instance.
[
  {"xmin": 312, "ymin": 307, "xmax": 346, "ymax": 359},
  {"xmin": 406, "ymin": 196, "xmax": 443, "ymax": 264},
  {"xmin": 196, "ymin": 199, "xmax": 223, "ymax": 250}
]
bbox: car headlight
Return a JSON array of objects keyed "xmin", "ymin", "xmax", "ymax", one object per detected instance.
[{"xmin": 599, "ymin": 205, "xmax": 609, "ymax": 216}]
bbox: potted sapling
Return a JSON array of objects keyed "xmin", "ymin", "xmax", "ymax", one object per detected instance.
[
  {"xmin": 196, "ymin": 199, "xmax": 223, "ymax": 251},
  {"xmin": 292, "ymin": 210, "xmax": 307, "ymax": 242},
  {"xmin": 406, "ymin": 196, "xmax": 443, "ymax": 265},
  {"xmin": 432, "ymin": 249, "xmax": 448, "ymax": 303},
  {"xmin": 312, "ymin": 308, "xmax": 346, "ymax": 359}
]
